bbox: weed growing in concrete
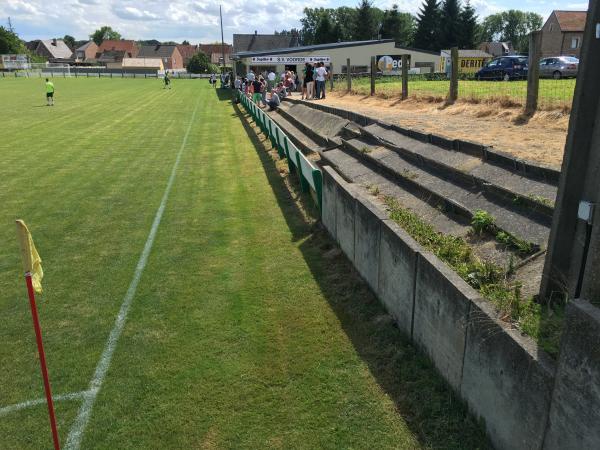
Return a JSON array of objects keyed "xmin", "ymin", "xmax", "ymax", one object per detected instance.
[
  {"xmin": 471, "ymin": 210, "xmax": 496, "ymax": 234},
  {"xmin": 384, "ymin": 196, "xmax": 562, "ymax": 356}
]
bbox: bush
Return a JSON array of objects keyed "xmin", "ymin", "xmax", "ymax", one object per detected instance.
[{"xmin": 186, "ymin": 52, "xmax": 219, "ymax": 74}]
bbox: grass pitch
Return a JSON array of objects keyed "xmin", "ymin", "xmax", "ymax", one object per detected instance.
[{"xmin": 0, "ymin": 77, "xmax": 487, "ymax": 448}]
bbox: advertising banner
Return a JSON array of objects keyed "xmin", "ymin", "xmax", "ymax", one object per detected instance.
[
  {"xmin": 376, "ymin": 54, "xmax": 411, "ymax": 74},
  {"xmin": 250, "ymin": 55, "xmax": 331, "ymax": 65}
]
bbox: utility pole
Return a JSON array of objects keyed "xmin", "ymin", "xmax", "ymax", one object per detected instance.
[
  {"xmin": 540, "ymin": 1, "xmax": 600, "ymax": 303},
  {"xmin": 219, "ymin": 5, "xmax": 226, "ymax": 75},
  {"xmin": 8, "ymin": 16, "xmax": 13, "ymax": 33}
]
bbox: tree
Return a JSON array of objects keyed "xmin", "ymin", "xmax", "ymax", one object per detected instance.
[
  {"xmin": 301, "ymin": 8, "xmax": 334, "ymax": 45},
  {"xmin": 458, "ymin": 1, "xmax": 478, "ymax": 49},
  {"xmin": 90, "ymin": 26, "xmax": 121, "ymax": 45},
  {"xmin": 440, "ymin": 0, "xmax": 461, "ymax": 49},
  {"xmin": 478, "ymin": 10, "xmax": 542, "ymax": 52},
  {"xmin": 186, "ymin": 52, "xmax": 218, "ymax": 73},
  {"xmin": 315, "ymin": 14, "xmax": 335, "ymax": 44},
  {"xmin": 331, "ymin": 7, "xmax": 357, "ymax": 41},
  {"xmin": 182, "ymin": 40, "xmax": 190, "ymax": 45},
  {"xmin": 380, "ymin": 5, "xmax": 416, "ymax": 47},
  {"xmin": 0, "ymin": 25, "xmax": 25, "ymax": 54},
  {"xmin": 413, "ymin": 0, "xmax": 441, "ymax": 51},
  {"xmin": 354, "ymin": 0, "xmax": 376, "ymax": 41},
  {"xmin": 63, "ymin": 35, "xmax": 76, "ymax": 49}
]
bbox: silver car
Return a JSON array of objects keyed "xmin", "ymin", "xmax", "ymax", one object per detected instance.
[{"xmin": 539, "ymin": 56, "xmax": 579, "ymax": 79}]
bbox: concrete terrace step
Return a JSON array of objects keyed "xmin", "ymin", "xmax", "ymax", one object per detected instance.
[
  {"xmin": 361, "ymin": 123, "xmax": 557, "ymax": 215},
  {"xmin": 268, "ymin": 108, "xmax": 328, "ymax": 154},
  {"xmin": 321, "ymin": 147, "xmax": 471, "ymax": 238},
  {"xmin": 341, "ymin": 138, "xmax": 551, "ymax": 248},
  {"xmin": 277, "ymin": 101, "xmax": 360, "ymax": 149}
]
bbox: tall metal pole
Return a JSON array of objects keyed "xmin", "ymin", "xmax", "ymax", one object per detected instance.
[{"xmin": 220, "ymin": 5, "xmax": 226, "ymax": 75}]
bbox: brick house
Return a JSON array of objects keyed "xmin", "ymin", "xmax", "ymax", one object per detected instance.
[
  {"xmin": 75, "ymin": 41, "xmax": 99, "ymax": 62},
  {"xmin": 30, "ymin": 39, "xmax": 73, "ymax": 62},
  {"xmin": 541, "ymin": 10, "xmax": 587, "ymax": 58},
  {"xmin": 138, "ymin": 45, "xmax": 184, "ymax": 70},
  {"xmin": 176, "ymin": 44, "xmax": 199, "ymax": 67},
  {"xmin": 97, "ymin": 40, "xmax": 139, "ymax": 59},
  {"xmin": 198, "ymin": 44, "xmax": 233, "ymax": 66}
]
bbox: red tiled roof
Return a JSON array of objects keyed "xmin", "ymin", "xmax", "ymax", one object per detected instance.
[
  {"xmin": 554, "ymin": 10, "xmax": 587, "ymax": 32},
  {"xmin": 176, "ymin": 45, "xmax": 199, "ymax": 60},
  {"xmin": 198, "ymin": 44, "xmax": 232, "ymax": 55},
  {"xmin": 97, "ymin": 40, "xmax": 138, "ymax": 53}
]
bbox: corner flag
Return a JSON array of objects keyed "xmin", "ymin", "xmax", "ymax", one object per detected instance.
[
  {"xmin": 15, "ymin": 219, "xmax": 60, "ymax": 450},
  {"xmin": 16, "ymin": 220, "xmax": 44, "ymax": 293}
]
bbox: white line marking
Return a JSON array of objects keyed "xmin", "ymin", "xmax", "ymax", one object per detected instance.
[
  {"xmin": 0, "ymin": 390, "xmax": 91, "ymax": 418},
  {"xmin": 65, "ymin": 95, "xmax": 202, "ymax": 450}
]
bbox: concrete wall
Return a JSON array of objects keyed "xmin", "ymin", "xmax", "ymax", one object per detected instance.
[
  {"xmin": 318, "ymin": 165, "xmax": 600, "ymax": 450},
  {"xmin": 543, "ymin": 299, "xmax": 600, "ymax": 449}
]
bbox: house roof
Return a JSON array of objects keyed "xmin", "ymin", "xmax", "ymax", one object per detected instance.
[
  {"xmin": 138, "ymin": 44, "xmax": 179, "ymax": 58},
  {"xmin": 97, "ymin": 51, "xmax": 127, "ymax": 63},
  {"xmin": 441, "ymin": 49, "xmax": 493, "ymax": 58},
  {"xmin": 198, "ymin": 44, "xmax": 232, "ymax": 55},
  {"xmin": 553, "ymin": 10, "xmax": 587, "ymax": 32},
  {"xmin": 39, "ymin": 39, "xmax": 73, "ymax": 59},
  {"xmin": 122, "ymin": 58, "xmax": 164, "ymax": 69},
  {"xmin": 97, "ymin": 40, "xmax": 138, "ymax": 54},
  {"xmin": 233, "ymin": 39, "xmax": 401, "ymax": 58},
  {"xmin": 176, "ymin": 44, "xmax": 198, "ymax": 61},
  {"xmin": 76, "ymin": 41, "xmax": 97, "ymax": 52},
  {"xmin": 233, "ymin": 33, "xmax": 299, "ymax": 54}
]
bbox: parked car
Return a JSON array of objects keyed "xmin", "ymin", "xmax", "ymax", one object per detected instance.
[
  {"xmin": 475, "ymin": 56, "xmax": 528, "ymax": 81},
  {"xmin": 539, "ymin": 56, "xmax": 579, "ymax": 79}
]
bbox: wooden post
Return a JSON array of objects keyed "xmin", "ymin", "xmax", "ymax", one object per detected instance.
[
  {"xmin": 346, "ymin": 58, "xmax": 351, "ymax": 92},
  {"xmin": 370, "ymin": 56, "xmax": 376, "ymax": 96},
  {"xmin": 448, "ymin": 47, "xmax": 459, "ymax": 104},
  {"xmin": 525, "ymin": 31, "xmax": 542, "ymax": 114},
  {"xmin": 329, "ymin": 58, "xmax": 334, "ymax": 91},
  {"xmin": 401, "ymin": 54, "xmax": 409, "ymax": 100}
]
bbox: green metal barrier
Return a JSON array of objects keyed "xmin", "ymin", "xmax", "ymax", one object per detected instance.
[{"xmin": 237, "ymin": 91, "xmax": 322, "ymax": 214}]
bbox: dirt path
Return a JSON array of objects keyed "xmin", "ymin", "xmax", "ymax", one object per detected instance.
[{"xmin": 318, "ymin": 93, "xmax": 569, "ymax": 168}]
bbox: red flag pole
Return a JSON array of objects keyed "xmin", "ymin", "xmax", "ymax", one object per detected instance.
[{"xmin": 25, "ymin": 272, "xmax": 60, "ymax": 450}]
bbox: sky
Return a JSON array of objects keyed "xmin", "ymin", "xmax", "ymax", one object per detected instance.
[{"xmin": 1, "ymin": 0, "xmax": 590, "ymax": 44}]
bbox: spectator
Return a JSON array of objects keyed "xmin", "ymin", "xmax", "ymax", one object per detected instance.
[
  {"xmin": 315, "ymin": 62, "xmax": 328, "ymax": 100},
  {"xmin": 267, "ymin": 89, "xmax": 281, "ymax": 110},
  {"xmin": 247, "ymin": 69, "xmax": 255, "ymax": 82},
  {"xmin": 260, "ymin": 77, "xmax": 268, "ymax": 107},
  {"xmin": 234, "ymin": 76, "xmax": 242, "ymax": 91},
  {"xmin": 267, "ymin": 70, "xmax": 276, "ymax": 90},
  {"xmin": 250, "ymin": 76, "xmax": 264, "ymax": 106},
  {"xmin": 304, "ymin": 63, "xmax": 315, "ymax": 100}
]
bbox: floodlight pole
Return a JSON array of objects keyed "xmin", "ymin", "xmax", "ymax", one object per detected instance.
[
  {"xmin": 540, "ymin": 1, "xmax": 600, "ymax": 302},
  {"xmin": 220, "ymin": 5, "xmax": 226, "ymax": 75}
]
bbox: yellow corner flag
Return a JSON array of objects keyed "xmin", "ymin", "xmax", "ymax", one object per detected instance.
[{"xmin": 16, "ymin": 220, "xmax": 44, "ymax": 293}]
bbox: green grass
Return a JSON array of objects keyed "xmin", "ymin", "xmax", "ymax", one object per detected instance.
[
  {"xmin": 383, "ymin": 197, "xmax": 563, "ymax": 357},
  {"xmin": 0, "ymin": 78, "xmax": 489, "ymax": 448},
  {"xmin": 334, "ymin": 76, "xmax": 575, "ymax": 109}
]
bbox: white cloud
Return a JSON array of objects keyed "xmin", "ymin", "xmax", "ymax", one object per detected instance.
[{"xmin": 2, "ymin": 0, "xmax": 308, "ymax": 42}]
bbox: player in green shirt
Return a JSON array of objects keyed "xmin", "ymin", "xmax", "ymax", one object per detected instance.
[
  {"xmin": 45, "ymin": 79, "xmax": 55, "ymax": 106},
  {"xmin": 164, "ymin": 71, "xmax": 171, "ymax": 89}
]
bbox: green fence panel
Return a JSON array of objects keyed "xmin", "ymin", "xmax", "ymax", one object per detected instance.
[{"xmin": 295, "ymin": 152, "xmax": 310, "ymax": 193}]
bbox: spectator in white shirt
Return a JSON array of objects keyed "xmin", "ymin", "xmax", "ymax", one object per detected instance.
[{"xmin": 315, "ymin": 62, "xmax": 328, "ymax": 100}]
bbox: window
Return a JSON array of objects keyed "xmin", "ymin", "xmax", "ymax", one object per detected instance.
[{"xmin": 571, "ymin": 37, "xmax": 580, "ymax": 49}]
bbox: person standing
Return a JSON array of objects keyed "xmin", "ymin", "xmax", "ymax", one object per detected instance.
[
  {"xmin": 315, "ymin": 62, "xmax": 328, "ymax": 100},
  {"xmin": 251, "ymin": 77, "xmax": 263, "ymax": 106},
  {"xmin": 304, "ymin": 63, "xmax": 315, "ymax": 100},
  {"xmin": 45, "ymin": 78, "xmax": 55, "ymax": 106},
  {"xmin": 163, "ymin": 71, "xmax": 171, "ymax": 89},
  {"xmin": 247, "ymin": 69, "xmax": 255, "ymax": 82},
  {"xmin": 267, "ymin": 70, "xmax": 276, "ymax": 90}
]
